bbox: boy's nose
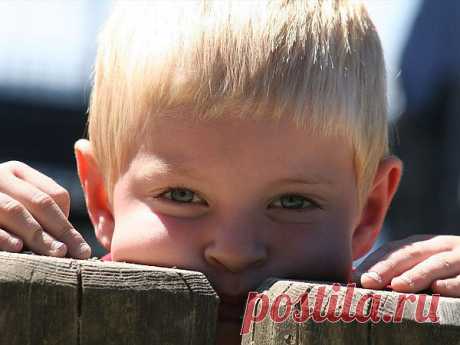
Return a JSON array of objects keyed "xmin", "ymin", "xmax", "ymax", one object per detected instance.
[{"xmin": 204, "ymin": 217, "xmax": 268, "ymax": 274}]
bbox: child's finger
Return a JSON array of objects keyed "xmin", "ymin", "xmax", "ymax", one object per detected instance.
[
  {"xmin": 355, "ymin": 235, "xmax": 444, "ymax": 289},
  {"xmin": 0, "ymin": 192, "xmax": 67, "ymax": 257},
  {"xmin": 355, "ymin": 234, "xmax": 437, "ymax": 273},
  {"xmin": 431, "ymin": 275, "xmax": 460, "ymax": 297},
  {"xmin": 0, "ymin": 229, "xmax": 23, "ymax": 252},
  {"xmin": 0, "ymin": 175, "xmax": 91, "ymax": 259},
  {"xmin": 390, "ymin": 251, "xmax": 460, "ymax": 292},
  {"xmin": 1, "ymin": 161, "xmax": 71, "ymax": 218}
]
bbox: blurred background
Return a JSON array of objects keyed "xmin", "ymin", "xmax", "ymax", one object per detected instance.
[
  {"xmin": 0, "ymin": 1, "xmax": 458, "ymax": 260},
  {"xmin": 0, "ymin": 1, "xmax": 111, "ymax": 256}
]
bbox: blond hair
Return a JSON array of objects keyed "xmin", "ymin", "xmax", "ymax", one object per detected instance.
[{"xmin": 88, "ymin": 0, "xmax": 388, "ymax": 208}]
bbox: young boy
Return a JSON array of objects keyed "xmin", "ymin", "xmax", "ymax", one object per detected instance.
[{"xmin": 0, "ymin": 1, "xmax": 460, "ymax": 342}]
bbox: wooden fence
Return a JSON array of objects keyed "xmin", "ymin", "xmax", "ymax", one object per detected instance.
[{"xmin": 1, "ymin": 251, "xmax": 459, "ymax": 345}]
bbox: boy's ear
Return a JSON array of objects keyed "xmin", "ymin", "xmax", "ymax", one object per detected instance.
[
  {"xmin": 74, "ymin": 139, "xmax": 114, "ymax": 251},
  {"xmin": 351, "ymin": 156, "xmax": 402, "ymax": 261}
]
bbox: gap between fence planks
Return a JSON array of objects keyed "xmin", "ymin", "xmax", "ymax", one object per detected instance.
[{"xmin": 0, "ymin": 251, "xmax": 219, "ymax": 345}]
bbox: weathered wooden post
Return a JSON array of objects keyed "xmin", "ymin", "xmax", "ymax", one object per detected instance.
[
  {"xmin": 3, "ymin": 252, "xmax": 460, "ymax": 345},
  {"xmin": 241, "ymin": 278, "xmax": 460, "ymax": 345},
  {"xmin": 0, "ymin": 252, "xmax": 219, "ymax": 345}
]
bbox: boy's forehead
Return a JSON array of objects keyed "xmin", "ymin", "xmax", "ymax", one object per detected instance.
[
  {"xmin": 141, "ymin": 105, "xmax": 312, "ymax": 140},
  {"xmin": 139, "ymin": 109, "xmax": 317, "ymax": 157},
  {"xmin": 129, "ymin": 111, "xmax": 355, "ymax": 186},
  {"xmin": 134, "ymin": 147, "xmax": 331, "ymax": 177}
]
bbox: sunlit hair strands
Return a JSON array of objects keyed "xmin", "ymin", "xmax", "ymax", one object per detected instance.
[{"xmin": 87, "ymin": 0, "xmax": 388, "ymax": 208}]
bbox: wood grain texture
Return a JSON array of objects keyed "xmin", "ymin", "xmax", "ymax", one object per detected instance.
[
  {"xmin": 4, "ymin": 251, "xmax": 460, "ymax": 345},
  {"xmin": 79, "ymin": 259, "xmax": 219, "ymax": 345},
  {"xmin": 241, "ymin": 278, "xmax": 460, "ymax": 345},
  {"xmin": 0, "ymin": 251, "xmax": 79, "ymax": 345},
  {"xmin": 0, "ymin": 252, "xmax": 219, "ymax": 345}
]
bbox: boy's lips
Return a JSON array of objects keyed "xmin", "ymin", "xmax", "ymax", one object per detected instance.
[{"xmin": 219, "ymin": 293, "xmax": 248, "ymax": 305}]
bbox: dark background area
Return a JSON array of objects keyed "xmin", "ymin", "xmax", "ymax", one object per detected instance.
[{"xmin": 0, "ymin": 97, "xmax": 106, "ymax": 256}]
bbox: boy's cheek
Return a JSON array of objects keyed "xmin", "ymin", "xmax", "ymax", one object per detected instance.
[
  {"xmin": 266, "ymin": 226, "xmax": 352, "ymax": 282},
  {"xmin": 285, "ymin": 246, "xmax": 352, "ymax": 283},
  {"xmin": 109, "ymin": 211, "xmax": 180, "ymax": 264},
  {"xmin": 109, "ymin": 208, "xmax": 205, "ymax": 269},
  {"xmin": 109, "ymin": 200, "xmax": 354, "ymax": 284}
]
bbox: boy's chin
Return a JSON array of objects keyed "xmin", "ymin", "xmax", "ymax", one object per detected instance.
[
  {"xmin": 216, "ymin": 291, "xmax": 248, "ymax": 321},
  {"xmin": 218, "ymin": 301, "xmax": 245, "ymax": 323},
  {"xmin": 216, "ymin": 319, "xmax": 242, "ymax": 345},
  {"xmin": 216, "ymin": 301, "xmax": 244, "ymax": 345}
]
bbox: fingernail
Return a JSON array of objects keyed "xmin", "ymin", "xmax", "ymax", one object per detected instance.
[
  {"xmin": 9, "ymin": 237, "xmax": 22, "ymax": 250},
  {"xmin": 361, "ymin": 271, "xmax": 383, "ymax": 285},
  {"xmin": 78, "ymin": 243, "xmax": 92, "ymax": 258},
  {"xmin": 51, "ymin": 240, "xmax": 66, "ymax": 253}
]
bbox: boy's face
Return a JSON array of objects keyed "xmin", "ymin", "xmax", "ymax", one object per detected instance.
[
  {"xmin": 113, "ymin": 113, "xmax": 359, "ymax": 281},
  {"xmin": 76, "ymin": 109, "xmax": 401, "ymax": 322}
]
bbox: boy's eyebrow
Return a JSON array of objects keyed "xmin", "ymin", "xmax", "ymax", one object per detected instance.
[
  {"xmin": 133, "ymin": 159, "xmax": 205, "ymax": 181},
  {"xmin": 134, "ymin": 159, "xmax": 333, "ymax": 186},
  {"xmin": 272, "ymin": 177, "xmax": 332, "ymax": 186}
]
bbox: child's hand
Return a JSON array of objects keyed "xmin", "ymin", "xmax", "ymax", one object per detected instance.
[
  {"xmin": 0, "ymin": 161, "xmax": 91, "ymax": 259},
  {"xmin": 353, "ymin": 235, "xmax": 460, "ymax": 297}
]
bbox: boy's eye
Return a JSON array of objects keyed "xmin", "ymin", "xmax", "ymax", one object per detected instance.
[
  {"xmin": 156, "ymin": 189, "xmax": 316, "ymax": 211},
  {"xmin": 159, "ymin": 187, "xmax": 205, "ymax": 204},
  {"xmin": 269, "ymin": 194, "xmax": 315, "ymax": 210}
]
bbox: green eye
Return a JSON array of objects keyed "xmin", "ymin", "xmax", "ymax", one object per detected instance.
[
  {"xmin": 271, "ymin": 194, "xmax": 314, "ymax": 210},
  {"xmin": 162, "ymin": 188, "xmax": 198, "ymax": 203}
]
